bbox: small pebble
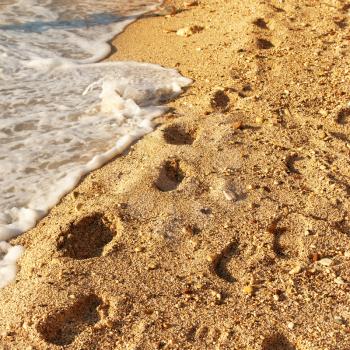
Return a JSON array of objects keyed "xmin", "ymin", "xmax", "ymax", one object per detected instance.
[
  {"xmin": 319, "ymin": 109, "xmax": 328, "ymax": 117},
  {"xmin": 344, "ymin": 251, "xmax": 350, "ymax": 257},
  {"xmin": 289, "ymin": 265, "xmax": 302, "ymax": 275},
  {"xmin": 304, "ymin": 228, "xmax": 313, "ymax": 236},
  {"xmin": 334, "ymin": 276, "xmax": 346, "ymax": 285},
  {"xmin": 287, "ymin": 322, "xmax": 295, "ymax": 330},
  {"xmin": 183, "ymin": 0, "xmax": 198, "ymax": 7},
  {"xmin": 206, "ymin": 255, "xmax": 215, "ymax": 263},
  {"xmin": 231, "ymin": 121, "xmax": 243, "ymax": 130},
  {"xmin": 318, "ymin": 258, "xmax": 333, "ymax": 267},
  {"xmin": 147, "ymin": 263, "xmax": 158, "ymax": 270},
  {"xmin": 223, "ymin": 190, "xmax": 235, "ymax": 201},
  {"xmin": 243, "ymin": 285, "xmax": 254, "ymax": 295},
  {"xmin": 334, "ymin": 316, "xmax": 346, "ymax": 325},
  {"xmin": 255, "ymin": 116, "xmax": 264, "ymax": 125}
]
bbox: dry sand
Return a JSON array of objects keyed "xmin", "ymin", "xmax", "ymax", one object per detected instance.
[{"xmin": 1, "ymin": 0, "xmax": 350, "ymax": 349}]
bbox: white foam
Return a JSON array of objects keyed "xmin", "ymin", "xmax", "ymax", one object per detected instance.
[
  {"xmin": 0, "ymin": 242, "xmax": 24, "ymax": 288},
  {"xmin": 0, "ymin": 0, "xmax": 192, "ymax": 287}
]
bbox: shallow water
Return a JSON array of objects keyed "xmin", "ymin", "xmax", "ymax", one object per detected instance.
[{"xmin": 0, "ymin": 0, "xmax": 191, "ymax": 287}]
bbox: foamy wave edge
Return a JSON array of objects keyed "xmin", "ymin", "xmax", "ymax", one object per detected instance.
[{"xmin": 0, "ymin": 61, "xmax": 191, "ymax": 288}]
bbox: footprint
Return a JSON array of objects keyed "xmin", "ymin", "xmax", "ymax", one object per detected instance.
[
  {"xmin": 336, "ymin": 107, "xmax": 350, "ymax": 124},
  {"xmin": 253, "ymin": 18, "xmax": 269, "ymax": 29},
  {"xmin": 163, "ymin": 124, "xmax": 196, "ymax": 145},
  {"xmin": 154, "ymin": 158, "xmax": 185, "ymax": 192},
  {"xmin": 187, "ymin": 325, "xmax": 222, "ymax": 344},
  {"xmin": 256, "ymin": 38, "xmax": 274, "ymax": 49},
  {"xmin": 210, "ymin": 89, "xmax": 230, "ymax": 112},
  {"xmin": 261, "ymin": 333, "xmax": 296, "ymax": 350},
  {"xmin": 285, "ymin": 154, "xmax": 303, "ymax": 174},
  {"xmin": 37, "ymin": 294, "xmax": 102, "ymax": 346},
  {"xmin": 334, "ymin": 17, "xmax": 347, "ymax": 29},
  {"xmin": 212, "ymin": 241, "xmax": 239, "ymax": 283},
  {"xmin": 341, "ymin": 4, "xmax": 350, "ymax": 13},
  {"xmin": 58, "ymin": 214, "xmax": 115, "ymax": 259},
  {"xmin": 267, "ymin": 213, "xmax": 311, "ymax": 261}
]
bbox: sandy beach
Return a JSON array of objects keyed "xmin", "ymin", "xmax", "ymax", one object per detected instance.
[{"xmin": 1, "ymin": 0, "xmax": 350, "ymax": 349}]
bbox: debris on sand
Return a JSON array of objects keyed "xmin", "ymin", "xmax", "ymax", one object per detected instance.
[{"xmin": 176, "ymin": 25, "xmax": 204, "ymax": 37}]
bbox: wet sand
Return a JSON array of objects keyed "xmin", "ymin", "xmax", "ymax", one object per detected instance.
[{"xmin": 1, "ymin": 0, "xmax": 350, "ymax": 349}]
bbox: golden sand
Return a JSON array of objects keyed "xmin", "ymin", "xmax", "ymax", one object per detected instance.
[{"xmin": 1, "ymin": 0, "xmax": 350, "ymax": 349}]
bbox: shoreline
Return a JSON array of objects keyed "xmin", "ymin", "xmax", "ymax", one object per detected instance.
[{"xmin": 1, "ymin": 0, "xmax": 350, "ymax": 349}]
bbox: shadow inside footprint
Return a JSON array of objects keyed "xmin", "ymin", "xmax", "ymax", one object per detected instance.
[
  {"xmin": 163, "ymin": 124, "xmax": 196, "ymax": 145},
  {"xmin": 37, "ymin": 294, "xmax": 102, "ymax": 346},
  {"xmin": 285, "ymin": 154, "xmax": 303, "ymax": 174},
  {"xmin": 59, "ymin": 214, "xmax": 114, "ymax": 259},
  {"xmin": 256, "ymin": 38, "xmax": 274, "ymax": 49},
  {"xmin": 154, "ymin": 159, "xmax": 185, "ymax": 192},
  {"xmin": 253, "ymin": 18, "xmax": 269, "ymax": 29},
  {"xmin": 262, "ymin": 333, "xmax": 296, "ymax": 350},
  {"xmin": 213, "ymin": 242, "xmax": 238, "ymax": 283},
  {"xmin": 337, "ymin": 107, "xmax": 350, "ymax": 124}
]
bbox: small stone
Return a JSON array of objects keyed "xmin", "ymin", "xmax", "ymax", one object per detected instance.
[
  {"xmin": 69, "ymin": 294, "xmax": 76, "ymax": 299},
  {"xmin": 117, "ymin": 202, "xmax": 128, "ymax": 209},
  {"xmin": 210, "ymin": 290, "xmax": 222, "ymax": 300},
  {"xmin": 50, "ymin": 258, "xmax": 60, "ymax": 265},
  {"xmin": 223, "ymin": 190, "xmax": 235, "ymax": 201},
  {"xmin": 310, "ymin": 252, "xmax": 320, "ymax": 262},
  {"xmin": 189, "ymin": 239, "xmax": 199, "ymax": 250},
  {"xmin": 344, "ymin": 251, "xmax": 350, "ymax": 257},
  {"xmin": 334, "ymin": 316, "xmax": 346, "ymax": 325},
  {"xmin": 104, "ymin": 319, "xmax": 114, "ymax": 328},
  {"xmin": 147, "ymin": 263, "xmax": 158, "ymax": 270},
  {"xmin": 319, "ymin": 109, "xmax": 328, "ymax": 117},
  {"xmin": 304, "ymin": 228, "xmax": 313, "ymax": 236},
  {"xmin": 243, "ymin": 285, "xmax": 254, "ymax": 295},
  {"xmin": 231, "ymin": 121, "xmax": 243, "ymax": 130},
  {"xmin": 206, "ymin": 254, "xmax": 215, "ymax": 263},
  {"xmin": 255, "ymin": 116, "xmax": 264, "ymax": 125},
  {"xmin": 289, "ymin": 265, "xmax": 302, "ymax": 275},
  {"xmin": 183, "ymin": 0, "xmax": 198, "ymax": 7},
  {"xmin": 0, "ymin": 330, "xmax": 9, "ymax": 337},
  {"xmin": 334, "ymin": 276, "xmax": 346, "ymax": 285},
  {"xmin": 273, "ymin": 294, "xmax": 280, "ymax": 301},
  {"xmin": 287, "ymin": 322, "xmax": 295, "ymax": 330},
  {"xmin": 318, "ymin": 258, "xmax": 333, "ymax": 267},
  {"xmin": 318, "ymin": 130, "xmax": 327, "ymax": 139},
  {"xmin": 134, "ymin": 247, "xmax": 144, "ymax": 253}
]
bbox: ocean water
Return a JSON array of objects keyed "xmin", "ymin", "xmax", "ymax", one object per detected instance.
[{"xmin": 0, "ymin": 0, "xmax": 191, "ymax": 287}]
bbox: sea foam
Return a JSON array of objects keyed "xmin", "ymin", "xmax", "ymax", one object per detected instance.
[{"xmin": 0, "ymin": 0, "xmax": 191, "ymax": 287}]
